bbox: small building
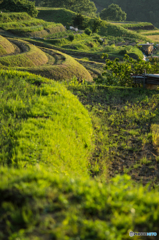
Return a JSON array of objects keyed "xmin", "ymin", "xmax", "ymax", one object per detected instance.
[
  {"xmin": 131, "ymin": 73, "xmax": 159, "ymax": 89},
  {"xmin": 138, "ymin": 43, "xmax": 154, "ymax": 56}
]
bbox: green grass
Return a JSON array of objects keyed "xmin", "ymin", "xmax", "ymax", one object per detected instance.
[
  {"xmin": 0, "ymin": 12, "xmax": 66, "ymax": 37},
  {"xmin": 0, "ymin": 70, "xmax": 93, "ymax": 177},
  {"xmin": 0, "ymin": 12, "xmax": 31, "ymax": 22},
  {"xmin": 111, "ymin": 21, "xmax": 154, "ymax": 30},
  {"xmin": 37, "ymin": 8, "xmax": 149, "ymax": 42},
  {"xmin": 43, "ymin": 34, "xmax": 143, "ymax": 60},
  {"xmin": 0, "ymin": 167, "xmax": 159, "ymax": 240},
  {"xmin": 37, "ymin": 7, "xmax": 77, "ymax": 28},
  {"xmin": 65, "ymin": 82, "xmax": 159, "ymax": 185}
]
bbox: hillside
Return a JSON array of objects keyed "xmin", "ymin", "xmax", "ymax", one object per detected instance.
[
  {"xmin": 0, "ymin": 12, "xmax": 65, "ymax": 37},
  {"xmin": 37, "ymin": 7, "xmax": 149, "ymax": 41},
  {"xmin": 1, "ymin": 7, "xmax": 159, "ymax": 240},
  {"xmin": 0, "ymin": 35, "xmax": 92, "ymax": 81}
]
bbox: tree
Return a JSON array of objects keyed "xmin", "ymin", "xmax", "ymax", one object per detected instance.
[
  {"xmin": 91, "ymin": 17, "xmax": 103, "ymax": 33},
  {"xmin": 100, "ymin": 3, "xmax": 127, "ymax": 21},
  {"xmin": 72, "ymin": 14, "xmax": 85, "ymax": 29},
  {"xmin": 39, "ymin": 0, "xmax": 97, "ymax": 15},
  {"xmin": 0, "ymin": 0, "xmax": 38, "ymax": 17}
]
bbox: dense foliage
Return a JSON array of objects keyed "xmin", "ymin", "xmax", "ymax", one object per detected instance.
[
  {"xmin": 0, "ymin": 0, "xmax": 38, "ymax": 17},
  {"xmin": 100, "ymin": 3, "xmax": 127, "ymax": 21},
  {"xmin": 95, "ymin": 54, "xmax": 159, "ymax": 86},
  {"xmin": 1, "ymin": 168, "xmax": 159, "ymax": 240}
]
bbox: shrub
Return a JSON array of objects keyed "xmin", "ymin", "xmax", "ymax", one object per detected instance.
[
  {"xmin": 84, "ymin": 27, "xmax": 92, "ymax": 35},
  {"xmin": 69, "ymin": 34, "xmax": 74, "ymax": 41},
  {"xmin": 119, "ymin": 49, "xmax": 128, "ymax": 55}
]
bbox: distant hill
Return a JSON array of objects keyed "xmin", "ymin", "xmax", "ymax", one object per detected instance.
[{"xmin": 92, "ymin": 0, "xmax": 159, "ymax": 27}]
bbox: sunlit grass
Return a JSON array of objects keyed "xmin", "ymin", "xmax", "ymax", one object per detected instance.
[{"xmin": 0, "ymin": 70, "xmax": 93, "ymax": 177}]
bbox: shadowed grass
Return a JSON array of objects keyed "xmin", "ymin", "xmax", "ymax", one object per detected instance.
[{"xmin": 65, "ymin": 82, "xmax": 159, "ymax": 187}]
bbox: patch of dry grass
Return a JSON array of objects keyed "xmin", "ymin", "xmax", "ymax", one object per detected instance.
[
  {"xmin": 17, "ymin": 48, "xmax": 93, "ymax": 81},
  {"xmin": 0, "ymin": 35, "xmax": 14, "ymax": 56},
  {"xmin": 0, "ymin": 39, "xmax": 48, "ymax": 67}
]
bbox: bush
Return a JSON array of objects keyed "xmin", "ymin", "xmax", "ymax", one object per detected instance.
[
  {"xmin": 95, "ymin": 54, "xmax": 159, "ymax": 86},
  {"xmin": 84, "ymin": 27, "xmax": 92, "ymax": 35},
  {"xmin": 119, "ymin": 49, "xmax": 128, "ymax": 55},
  {"xmin": 69, "ymin": 34, "xmax": 74, "ymax": 41}
]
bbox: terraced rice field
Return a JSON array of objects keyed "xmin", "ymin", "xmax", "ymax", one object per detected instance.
[{"xmin": 0, "ymin": 35, "xmax": 93, "ymax": 81}]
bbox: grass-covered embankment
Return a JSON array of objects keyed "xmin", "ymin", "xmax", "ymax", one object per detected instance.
[
  {"xmin": 0, "ymin": 36, "xmax": 93, "ymax": 81},
  {"xmin": 0, "ymin": 70, "xmax": 93, "ymax": 176},
  {"xmin": 0, "ymin": 167, "xmax": 159, "ymax": 240},
  {"xmin": 9, "ymin": 39, "xmax": 93, "ymax": 81},
  {"xmin": 0, "ymin": 12, "xmax": 65, "ymax": 37},
  {"xmin": 112, "ymin": 22, "xmax": 155, "ymax": 30},
  {"xmin": 0, "ymin": 34, "xmax": 15, "ymax": 55},
  {"xmin": 0, "ymin": 38, "xmax": 48, "ymax": 67}
]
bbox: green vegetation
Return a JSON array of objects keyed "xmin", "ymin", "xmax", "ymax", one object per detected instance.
[
  {"xmin": 0, "ymin": 12, "xmax": 65, "ymax": 37},
  {"xmin": 95, "ymin": 54, "xmax": 159, "ymax": 86},
  {"xmin": 0, "ymin": 39, "xmax": 48, "ymax": 67},
  {"xmin": 100, "ymin": 3, "xmax": 127, "ymax": 21},
  {"xmin": 0, "ymin": 70, "xmax": 93, "ymax": 176},
  {"xmin": 37, "ymin": 8, "xmax": 149, "ymax": 41},
  {"xmin": 66, "ymin": 81, "xmax": 159, "ymax": 185},
  {"xmin": 0, "ymin": 36, "xmax": 93, "ymax": 81},
  {"xmin": 0, "ymin": 0, "xmax": 38, "ymax": 17},
  {"xmin": 93, "ymin": 0, "xmax": 159, "ymax": 28},
  {"xmin": 119, "ymin": 22, "xmax": 155, "ymax": 30},
  {"xmin": 0, "ymin": 11, "xmax": 31, "ymax": 22},
  {"xmin": 1, "ymin": 7, "xmax": 159, "ymax": 239},
  {"xmin": 0, "ymin": 168, "xmax": 159, "ymax": 240},
  {"xmin": 37, "ymin": 7, "xmax": 79, "ymax": 27},
  {"xmin": 36, "ymin": 0, "xmax": 97, "ymax": 17},
  {"xmin": 85, "ymin": 27, "xmax": 92, "ymax": 35}
]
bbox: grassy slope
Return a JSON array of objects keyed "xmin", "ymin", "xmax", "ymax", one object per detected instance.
[
  {"xmin": 12, "ymin": 40, "xmax": 93, "ymax": 81},
  {"xmin": 0, "ymin": 70, "xmax": 93, "ymax": 177},
  {"xmin": 0, "ymin": 167, "xmax": 159, "ymax": 240},
  {"xmin": 0, "ymin": 38, "xmax": 48, "ymax": 67},
  {"xmin": 0, "ymin": 35, "xmax": 15, "ymax": 55},
  {"xmin": 44, "ymin": 33, "xmax": 143, "ymax": 59},
  {"xmin": 37, "ymin": 8, "xmax": 149, "ymax": 41},
  {"xmin": 111, "ymin": 22, "xmax": 154, "ymax": 30},
  {"xmin": 0, "ymin": 12, "xmax": 65, "ymax": 37},
  {"xmin": 0, "ymin": 36, "xmax": 93, "ymax": 81}
]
